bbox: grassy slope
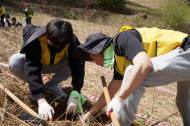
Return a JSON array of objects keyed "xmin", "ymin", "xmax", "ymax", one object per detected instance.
[{"xmin": 0, "ymin": 0, "xmax": 183, "ymax": 125}]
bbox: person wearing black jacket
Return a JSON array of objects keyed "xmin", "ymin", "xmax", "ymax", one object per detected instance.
[{"xmin": 9, "ymin": 19, "xmax": 85, "ymax": 121}]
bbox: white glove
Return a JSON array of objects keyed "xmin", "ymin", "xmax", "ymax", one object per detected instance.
[
  {"xmin": 106, "ymin": 96, "xmax": 124, "ymax": 119},
  {"xmin": 38, "ymin": 98, "xmax": 54, "ymax": 121},
  {"xmin": 66, "ymin": 96, "xmax": 78, "ymax": 114}
]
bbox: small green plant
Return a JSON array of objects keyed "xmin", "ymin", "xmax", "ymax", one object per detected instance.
[
  {"xmin": 62, "ymin": 9, "xmax": 78, "ymax": 20},
  {"xmin": 96, "ymin": 0, "xmax": 126, "ymax": 9},
  {"xmin": 161, "ymin": 0, "xmax": 190, "ymax": 30}
]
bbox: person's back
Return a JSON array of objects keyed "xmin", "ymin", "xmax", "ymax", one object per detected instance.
[
  {"xmin": 136, "ymin": 27, "xmax": 188, "ymax": 56},
  {"xmin": 24, "ymin": 6, "xmax": 33, "ymax": 17},
  {"xmin": 112, "ymin": 26, "xmax": 188, "ymax": 76}
]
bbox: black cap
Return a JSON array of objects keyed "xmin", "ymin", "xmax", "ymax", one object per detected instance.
[{"xmin": 77, "ymin": 33, "xmax": 112, "ymax": 61}]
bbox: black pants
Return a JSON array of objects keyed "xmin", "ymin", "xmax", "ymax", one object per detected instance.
[
  {"xmin": 6, "ymin": 19, "xmax": 11, "ymax": 27},
  {"xmin": 25, "ymin": 16, "xmax": 32, "ymax": 25},
  {"xmin": 0, "ymin": 14, "xmax": 5, "ymax": 27}
]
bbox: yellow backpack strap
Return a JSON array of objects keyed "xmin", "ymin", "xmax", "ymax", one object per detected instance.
[
  {"xmin": 113, "ymin": 25, "xmax": 134, "ymax": 44},
  {"xmin": 119, "ymin": 25, "xmax": 134, "ymax": 32}
]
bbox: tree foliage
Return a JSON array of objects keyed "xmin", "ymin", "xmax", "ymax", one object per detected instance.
[
  {"xmin": 161, "ymin": 0, "xmax": 190, "ymax": 30},
  {"xmin": 96, "ymin": 0, "xmax": 126, "ymax": 9}
]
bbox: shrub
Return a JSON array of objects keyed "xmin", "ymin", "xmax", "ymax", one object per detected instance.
[
  {"xmin": 161, "ymin": 0, "xmax": 190, "ymax": 30},
  {"xmin": 96, "ymin": 0, "xmax": 126, "ymax": 9}
]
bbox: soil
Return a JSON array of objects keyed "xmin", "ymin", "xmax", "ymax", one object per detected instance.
[{"xmin": 0, "ymin": 0, "xmax": 185, "ymax": 125}]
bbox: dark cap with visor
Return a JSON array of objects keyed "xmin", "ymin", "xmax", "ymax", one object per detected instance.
[{"xmin": 77, "ymin": 33, "xmax": 112, "ymax": 61}]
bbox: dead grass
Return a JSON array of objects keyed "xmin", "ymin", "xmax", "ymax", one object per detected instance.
[
  {"xmin": 0, "ymin": 22, "xmax": 183, "ymax": 126},
  {"xmin": 0, "ymin": 0, "xmax": 185, "ymax": 125}
]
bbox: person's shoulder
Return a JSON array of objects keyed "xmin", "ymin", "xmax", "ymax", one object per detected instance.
[
  {"xmin": 118, "ymin": 30, "xmax": 134, "ymax": 37},
  {"xmin": 118, "ymin": 29, "xmax": 140, "ymax": 42},
  {"xmin": 72, "ymin": 34, "xmax": 80, "ymax": 43},
  {"xmin": 115, "ymin": 31, "xmax": 129, "ymax": 44}
]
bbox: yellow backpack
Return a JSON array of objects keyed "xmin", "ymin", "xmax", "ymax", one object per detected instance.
[{"xmin": 114, "ymin": 25, "xmax": 188, "ymax": 76}]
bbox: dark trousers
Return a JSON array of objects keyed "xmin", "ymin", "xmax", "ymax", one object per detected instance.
[
  {"xmin": 176, "ymin": 82, "xmax": 190, "ymax": 126},
  {"xmin": 25, "ymin": 16, "xmax": 32, "ymax": 25}
]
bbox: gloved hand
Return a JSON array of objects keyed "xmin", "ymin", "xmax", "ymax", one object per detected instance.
[
  {"xmin": 66, "ymin": 90, "xmax": 86, "ymax": 114},
  {"xmin": 106, "ymin": 96, "xmax": 124, "ymax": 119},
  {"xmin": 81, "ymin": 112, "xmax": 93, "ymax": 123},
  {"xmin": 38, "ymin": 98, "xmax": 55, "ymax": 121},
  {"xmin": 66, "ymin": 95, "xmax": 78, "ymax": 114}
]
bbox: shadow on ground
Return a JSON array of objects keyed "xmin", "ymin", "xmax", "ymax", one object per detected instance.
[
  {"xmin": 25, "ymin": 86, "xmax": 110, "ymax": 125},
  {"xmin": 3, "ymin": 0, "xmax": 156, "ymax": 22}
]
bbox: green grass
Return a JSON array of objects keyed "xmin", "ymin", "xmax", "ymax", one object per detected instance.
[{"xmin": 161, "ymin": 0, "xmax": 190, "ymax": 31}]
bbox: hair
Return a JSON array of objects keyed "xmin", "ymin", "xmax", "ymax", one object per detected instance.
[
  {"xmin": 11, "ymin": 17, "xmax": 17, "ymax": 25},
  {"xmin": 11, "ymin": 17, "xmax": 16, "ymax": 21},
  {"xmin": 5, "ymin": 14, "xmax": 10, "ymax": 18},
  {"xmin": 46, "ymin": 19, "xmax": 73, "ymax": 47}
]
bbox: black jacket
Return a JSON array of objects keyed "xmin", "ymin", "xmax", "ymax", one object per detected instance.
[{"xmin": 21, "ymin": 25, "xmax": 85, "ymax": 96}]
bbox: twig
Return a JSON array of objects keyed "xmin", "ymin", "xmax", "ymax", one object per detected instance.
[
  {"xmin": 0, "ymin": 62, "xmax": 8, "ymax": 68},
  {"xmin": 150, "ymin": 111, "xmax": 178, "ymax": 126},
  {"xmin": 94, "ymin": 111, "xmax": 108, "ymax": 126},
  {"xmin": 0, "ymin": 84, "xmax": 38, "ymax": 117},
  {"xmin": 0, "ymin": 107, "xmax": 30, "ymax": 126},
  {"xmin": 81, "ymin": 111, "xmax": 103, "ymax": 126},
  {"xmin": 151, "ymin": 88, "xmax": 156, "ymax": 114},
  {"xmin": 1, "ymin": 94, "xmax": 8, "ymax": 123}
]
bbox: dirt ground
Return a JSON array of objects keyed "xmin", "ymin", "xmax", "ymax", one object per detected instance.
[{"xmin": 0, "ymin": 0, "xmax": 184, "ymax": 125}]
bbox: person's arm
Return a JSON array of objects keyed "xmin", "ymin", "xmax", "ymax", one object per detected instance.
[
  {"xmin": 24, "ymin": 39, "xmax": 54, "ymax": 121},
  {"xmin": 88, "ymin": 79, "xmax": 122, "ymax": 115},
  {"xmin": 106, "ymin": 30, "xmax": 153, "ymax": 117},
  {"xmin": 115, "ymin": 30, "xmax": 153, "ymax": 99},
  {"xmin": 66, "ymin": 35, "xmax": 85, "ymax": 114},
  {"xmin": 105, "ymin": 31, "xmax": 153, "ymax": 119},
  {"xmin": 117, "ymin": 52, "xmax": 152, "ymax": 99},
  {"xmin": 23, "ymin": 39, "xmax": 45, "ymax": 100},
  {"xmin": 68, "ymin": 35, "xmax": 85, "ymax": 92}
]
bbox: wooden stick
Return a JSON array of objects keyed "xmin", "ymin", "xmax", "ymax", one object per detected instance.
[
  {"xmin": 0, "ymin": 107, "xmax": 30, "ymax": 126},
  {"xmin": 101, "ymin": 76, "xmax": 120, "ymax": 126},
  {"xmin": 0, "ymin": 84, "xmax": 38, "ymax": 118}
]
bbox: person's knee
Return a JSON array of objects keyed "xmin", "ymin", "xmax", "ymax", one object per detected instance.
[{"xmin": 9, "ymin": 54, "xmax": 25, "ymax": 74}]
